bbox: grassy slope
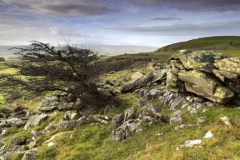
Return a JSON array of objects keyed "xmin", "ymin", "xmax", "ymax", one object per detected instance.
[
  {"xmin": 2, "ymin": 69, "xmax": 240, "ymax": 160},
  {"xmin": 1, "ymin": 37, "xmax": 240, "ymax": 159},
  {"xmin": 157, "ymin": 36, "xmax": 240, "ymax": 51}
]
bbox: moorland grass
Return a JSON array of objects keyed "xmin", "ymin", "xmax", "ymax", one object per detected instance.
[{"xmin": 34, "ymin": 92, "xmax": 240, "ymax": 160}]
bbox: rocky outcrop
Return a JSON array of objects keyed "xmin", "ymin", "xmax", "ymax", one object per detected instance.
[
  {"xmin": 178, "ymin": 70, "xmax": 234, "ymax": 104},
  {"xmin": 165, "ymin": 50, "xmax": 239, "ymax": 105}
]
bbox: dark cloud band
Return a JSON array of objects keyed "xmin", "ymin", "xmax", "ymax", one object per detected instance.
[{"xmin": 102, "ymin": 21, "xmax": 240, "ymax": 36}]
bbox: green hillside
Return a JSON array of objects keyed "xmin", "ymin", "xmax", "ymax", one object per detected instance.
[{"xmin": 157, "ymin": 36, "xmax": 240, "ymax": 52}]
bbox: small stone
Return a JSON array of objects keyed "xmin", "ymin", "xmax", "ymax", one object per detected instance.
[
  {"xmin": 189, "ymin": 109, "xmax": 197, "ymax": 115},
  {"xmin": 137, "ymin": 99, "xmax": 146, "ymax": 107},
  {"xmin": 170, "ymin": 117, "xmax": 183, "ymax": 125},
  {"xmin": 203, "ymin": 131, "xmax": 213, "ymax": 139},
  {"xmin": 173, "ymin": 110, "xmax": 182, "ymax": 116},
  {"xmin": 156, "ymin": 133, "xmax": 164, "ymax": 136},
  {"xmin": 198, "ymin": 117, "xmax": 207, "ymax": 123},
  {"xmin": 202, "ymin": 109, "xmax": 208, "ymax": 112},
  {"xmin": 48, "ymin": 142, "xmax": 54, "ymax": 147},
  {"xmin": 175, "ymin": 126, "xmax": 181, "ymax": 130},
  {"xmin": 181, "ymin": 103, "xmax": 189, "ymax": 109}
]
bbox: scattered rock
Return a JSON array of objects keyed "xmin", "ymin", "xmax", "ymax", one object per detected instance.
[
  {"xmin": 140, "ymin": 103, "xmax": 161, "ymax": 114},
  {"xmin": 63, "ymin": 111, "xmax": 79, "ymax": 120},
  {"xmin": 10, "ymin": 137, "xmax": 28, "ymax": 146},
  {"xmin": 22, "ymin": 151, "xmax": 37, "ymax": 160},
  {"xmin": 29, "ymin": 141, "xmax": 38, "ymax": 149},
  {"xmin": 203, "ymin": 131, "xmax": 213, "ymax": 138},
  {"xmin": 0, "ymin": 118, "xmax": 26, "ymax": 128},
  {"xmin": 156, "ymin": 133, "xmax": 164, "ymax": 136},
  {"xmin": 31, "ymin": 130, "xmax": 43, "ymax": 138},
  {"xmin": 189, "ymin": 109, "xmax": 198, "ymax": 115},
  {"xmin": 92, "ymin": 115, "xmax": 109, "ymax": 124},
  {"xmin": 120, "ymin": 72, "xmax": 154, "ymax": 93},
  {"xmin": 131, "ymin": 72, "xmax": 144, "ymax": 81},
  {"xmin": 137, "ymin": 99, "xmax": 146, "ymax": 107},
  {"xmin": 170, "ymin": 117, "xmax": 183, "ymax": 125},
  {"xmin": 175, "ymin": 124, "xmax": 192, "ymax": 130},
  {"xmin": 180, "ymin": 140, "xmax": 202, "ymax": 147},
  {"xmin": 188, "ymin": 103, "xmax": 205, "ymax": 111},
  {"xmin": 197, "ymin": 117, "xmax": 207, "ymax": 123},
  {"xmin": 173, "ymin": 110, "xmax": 182, "ymax": 117},
  {"xmin": 220, "ymin": 116, "xmax": 233, "ymax": 127},
  {"xmin": 112, "ymin": 125, "xmax": 131, "ymax": 142},
  {"xmin": 24, "ymin": 114, "xmax": 49, "ymax": 130},
  {"xmin": 110, "ymin": 108, "xmax": 137, "ymax": 130}
]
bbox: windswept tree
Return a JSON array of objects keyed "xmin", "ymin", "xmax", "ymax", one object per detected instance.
[{"xmin": 0, "ymin": 41, "xmax": 122, "ymax": 110}]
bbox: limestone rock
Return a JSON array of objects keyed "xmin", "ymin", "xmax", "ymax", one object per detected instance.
[
  {"xmin": 166, "ymin": 68, "xmax": 185, "ymax": 93},
  {"xmin": 214, "ymin": 58, "xmax": 240, "ymax": 76},
  {"xmin": 141, "ymin": 116, "xmax": 161, "ymax": 126},
  {"xmin": 143, "ymin": 89, "xmax": 163, "ymax": 101},
  {"xmin": 31, "ymin": 130, "xmax": 43, "ymax": 138},
  {"xmin": 0, "ymin": 118, "xmax": 26, "ymax": 128},
  {"xmin": 29, "ymin": 141, "xmax": 38, "ymax": 149},
  {"xmin": 110, "ymin": 107, "xmax": 137, "ymax": 130},
  {"xmin": 57, "ymin": 121, "xmax": 76, "ymax": 129},
  {"xmin": 177, "ymin": 50, "xmax": 224, "ymax": 73},
  {"xmin": 140, "ymin": 103, "xmax": 161, "ymax": 114},
  {"xmin": 10, "ymin": 137, "xmax": 28, "ymax": 146},
  {"xmin": 112, "ymin": 125, "xmax": 131, "ymax": 142},
  {"xmin": 189, "ymin": 109, "xmax": 198, "ymax": 115},
  {"xmin": 170, "ymin": 117, "xmax": 183, "ymax": 125},
  {"xmin": 92, "ymin": 115, "xmax": 109, "ymax": 124},
  {"xmin": 175, "ymin": 124, "xmax": 192, "ymax": 130},
  {"xmin": 120, "ymin": 72, "xmax": 154, "ymax": 93},
  {"xmin": 213, "ymin": 69, "xmax": 240, "ymax": 93},
  {"xmin": 198, "ymin": 117, "xmax": 207, "ymax": 123},
  {"xmin": 131, "ymin": 72, "xmax": 144, "ymax": 81},
  {"xmin": 25, "ymin": 109, "xmax": 37, "ymax": 116},
  {"xmin": 151, "ymin": 69, "xmax": 167, "ymax": 83},
  {"xmin": 63, "ymin": 111, "xmax": 79, "ymax": 120},
  {"xmin": 45, "ymin": 125, "xmax": 57, "ymax": 132},
  {"xmin": 188, "ymin": 103, "xmax": 205, "ymax": 111},
  {"xmin": 178, "ymin": 70, "xmax": 234, "ymax": 104},
  {"xmin": 173, "ymin": 110, "xmax": 182, "ymax": 116},
  {"xmin": 24, "ymin": 114, "xmax": 48, "ymax": 130},
  {"xmin": 137, "ymin": 99, "xmax": 146, "ymax": 107}
]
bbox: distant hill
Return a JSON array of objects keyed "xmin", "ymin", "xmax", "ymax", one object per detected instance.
[
  {"xmin": 156, "ymin": 36, "xmax": 240, "ymax": 52},
  {"xmin": 0, "ymin": 45, "xmax": 158, "ymax": 60}
]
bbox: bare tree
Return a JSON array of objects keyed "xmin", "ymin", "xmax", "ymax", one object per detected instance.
[{"xmin": 0, "ymin": 41, "xmax": 122, "ymax": 110}]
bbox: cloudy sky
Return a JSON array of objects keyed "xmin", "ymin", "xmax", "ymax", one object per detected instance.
[{"xmin": 1, "ymin": 0, "xmax": 240, "ymax": 49}]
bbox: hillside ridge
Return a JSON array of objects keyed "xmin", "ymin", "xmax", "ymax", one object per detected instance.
[{"xmin": 156, "ymin": 36, "xmax": 240, "ymax": 52}]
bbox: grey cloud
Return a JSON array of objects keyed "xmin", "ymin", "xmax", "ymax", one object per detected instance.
[
  {"xmin": 134, "ymin": 0, "xmax": 240, "ymax": 12},
  {"xmin": 1, "ymin": 0, "xmax": 114, "ymax": 17},
  {"xmin": 102, "ymin": 21, "xmax": 240, "ymax": 37},
  {"xmin": 133, "ymin": 0, "xmax": 161, "ymax": 7},
  {"xmin": 150, "ymin": 17, "xmax": 181, "ymax": 21}
]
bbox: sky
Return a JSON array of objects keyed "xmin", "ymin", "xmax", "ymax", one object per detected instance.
[{"xmin": 1, "ymin": 0, "xmax": 240, "ymax": 49}]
